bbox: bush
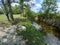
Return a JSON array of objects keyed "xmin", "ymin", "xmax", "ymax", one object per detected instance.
[
  {"xmin": 17, "ymin": 19, "xmax": 45, "ymax": 45},
  {"xmin": 0, "ymin": 8, "xmax": 3, "ymax": 14}
]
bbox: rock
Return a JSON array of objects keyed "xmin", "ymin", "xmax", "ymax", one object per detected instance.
[
  {"xmin": 0, "ymin": 25, "xmax": 25, "ymax": 45},
  {"xmin": 0, "ymin": 27, "xmax": 3, "ymax": 30},
  {"xmin": 17, "ymin": 25, "xmax": 26, "ymax": 31},
  {"xmin": 2, "ymin": 38, "xmax": 8, "ymax": 43},
  {"xmin": 16, "ymin": 36, "xmax": 23, "ymax": 40},
  {"xmin": 0, "ymin": 31, "xmax": 7, "ymax": 37},
  {"xmin": 45, "ymin": 18, "xmax": 60, "ymax": 29},
  {"xmin": 9, "ymin": 29, "xmax": 16, "ymax": 34},
  {"xmin": 44, "ymin": 34, "xmax": 60, "ymax": 45},
  {"xmin": 20, "ymin": 41, "xmax": 25, "ymax": 45},
  {"xmin": 21, "ymin": 26, "xmax": 26, "ymax": 31},
  {"xmin": 34, "ymin": 16, "xmax": 38, "ymax": 21}
]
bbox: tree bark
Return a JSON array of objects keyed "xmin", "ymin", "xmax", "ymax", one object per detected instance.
[
  {"xmin": 7, "ymin": 0, "xmax": 14, "ymax": 21},
  {"xmin": 1, "ymin": 0, "xmax": 11, "ymax": 21},
  {"xmin": 1, "ymin": 0, "xmax": 14, "ymax": 21}
]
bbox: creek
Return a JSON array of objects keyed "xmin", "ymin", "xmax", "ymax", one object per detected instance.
[{"xmin": 32, "ymin": 21, "xmax": 60, "ymax": 45}]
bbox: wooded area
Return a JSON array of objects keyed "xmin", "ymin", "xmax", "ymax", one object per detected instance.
[{"xmin": 0, "ymin": 0, "xmax": 60, "ymax": 45}]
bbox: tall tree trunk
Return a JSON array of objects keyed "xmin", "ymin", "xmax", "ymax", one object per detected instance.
[
  {"xmin": 7, "ymin": 0, "xmax": 14, "ymax": 21},
  {"xmin": 1, "ymin": 0, "xmax": 14, "ymax": 22},
  {"xmin": 1, "ymin": 0, "xmax": 10, "ymax": 21}
]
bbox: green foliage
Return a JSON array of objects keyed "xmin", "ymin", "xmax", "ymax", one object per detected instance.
[
  {"xmin": 19, "ymin": 0, "xmax": 32, "ymax": 16},
  {"xmin": 42, "ymin": 0, "xmax": 57, "ymax": 18},
  {"xmin": 25, "ymin": 6, "xmax": 32, "ymax": 17},
  {"xmin": 25, "ymin": 7, "xmax": 37, "ymax": 17},
  {"xmin": 12, "ymin": 5, "xmax": 21, "ymax": 14},
  {"xmin": 37, "ymin": 10, "xmax": 43, "ymax": 16},
  {"xmin": 2, "ymin": 0, "xmax": 14, "ymax": 21},
  {"xmin": 0, "ymin": 14, "xmax": 20, "ymax": 22},
  {"xmin": 17, "ymin": 19, "xmax": 45, "ymax": 45},
  {"xmin": 0, "ymin": 8, "xmax": 3, "ymax": 14}
]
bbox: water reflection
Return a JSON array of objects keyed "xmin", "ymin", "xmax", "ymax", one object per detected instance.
[{"xmin": 33, "ymin": 22, "xmax": 42, "ymax": 30}]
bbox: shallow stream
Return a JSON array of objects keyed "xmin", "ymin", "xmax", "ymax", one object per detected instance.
[{"xmin": 33, "ymin": 21, "xmax": 60, "ymax": 45}]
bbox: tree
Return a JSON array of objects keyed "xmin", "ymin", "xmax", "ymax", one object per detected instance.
[
  {"xmin": 19, "ymin": 0, "xmax": 31, "ymax": 16},
  {"xmin": 1, "ymin": 0, "xmax": 14, "ymax": 21},
  {"xmin": 0, "ymin": 8, "xmax": 3, "ymax": 14},
  {"xmin": 24, "ymin": 4, "xmax": 31, "ymax": 17},
  {"xmin": 37, "ymin": 10, "xmax": 43, "ymax": 16},
  {"xmin": 42, "ymin": 0, "xmax": 57, "ymax": 18},
  {"xmin": 12, "ymin": 5, "xmax": 20, "ymax": 14},
  {"xmin": 7, "ymin": 0, "xmax": 14, "ymax": 21}
]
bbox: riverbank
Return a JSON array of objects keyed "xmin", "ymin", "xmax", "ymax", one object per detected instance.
[
  {"xmin": 32, "ymin": 15, "xmax": 60, "ymax": 30},
  {"xmin": 16, "ymin": 18, "xmax": 45, "ymax": 45},
  {"xmin": 32, "ymin": 16, "xmax": 60, "ymax": 45},
  {"xmin": 0, "ymin": 16, "xmax": 45, "ymax": 45}
]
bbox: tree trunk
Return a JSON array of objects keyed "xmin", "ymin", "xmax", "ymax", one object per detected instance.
[
  {"xmin": 1, "ymin": 0, "xmax": 14, "ymax": 22},
  {"xmin": 1, "ymin": 0, "xmax": 10, "ymax": 21},
  {"xmin": 7, "ymin": 0, "xmax": 14, "ymax": 21}
]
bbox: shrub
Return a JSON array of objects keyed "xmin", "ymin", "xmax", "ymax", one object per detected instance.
[{"xmin": 17, "ymin": 19, "xmax": 45, "ymax": 45}]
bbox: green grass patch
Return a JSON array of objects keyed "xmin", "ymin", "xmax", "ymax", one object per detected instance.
[
  {"xmin": 0, "ymin": 15, "xmax": 7, "ymax": 22},
  {"xmin": 0, "ymin": 14, "xmax": 21, "ymax": 22}
]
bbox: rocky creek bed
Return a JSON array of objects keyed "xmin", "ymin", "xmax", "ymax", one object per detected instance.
[
  {"xmin": 33, "ymin": 21, "xmax": 60, "ymax": 45},
  {"xmin": 0, "ymin": 23, "xmax": 26, "ymax": 45},
  {"xmin": 0, "ymin": 20, "xmax": 60, "ymax": 45}
]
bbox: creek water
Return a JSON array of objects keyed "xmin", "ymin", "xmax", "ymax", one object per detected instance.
[{"xmin": 32, "ymin": 21, "xmax": 60, "ymax": 45}]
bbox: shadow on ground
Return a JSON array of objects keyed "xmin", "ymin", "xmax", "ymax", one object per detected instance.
[{"xmin": 13, "ymin": 18, "xmax": 26, "ymax": 25}]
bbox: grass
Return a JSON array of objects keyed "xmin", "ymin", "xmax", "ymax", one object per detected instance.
[
  {"xmin": 0, "ymin": 14, "xmax": 45, "ymax": 45},
  {"xmin": 0, "ymin": 15, "xmax": 7, "ymax": 22},
  {"xmin": 0, "ymin": 14, "xmax": 21, "ymax": 22},
  {"xmin": 17, "ymin": 19, "xmax": 45, "ymax": 45}
]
